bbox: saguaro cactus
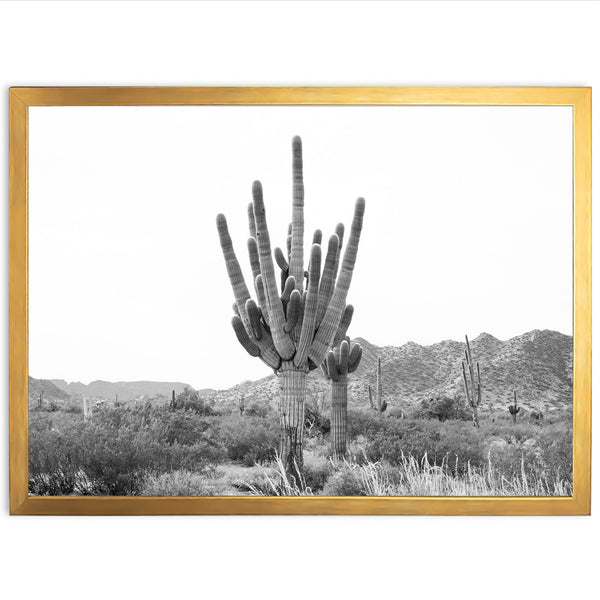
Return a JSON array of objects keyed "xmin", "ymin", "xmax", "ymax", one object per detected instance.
[
  {"xmin": 508, "ymin": 391, "xmax": 520, "ymax": 425},
  {"xmin": 238, "ymin": 395, "xmax": 245, "ymax": 416},
  {"xmin": 461, "ymin": 335, "xmax": 481, "ymax": 428},
  {"xmin": 368, "ymin": 357, "xmax": 387, "ymax": 413},
  {"xmin": 322, "ymin": 337, "xmax": 363, "ymax": 459},
  {"xmin": 217, "ymin": 136, "xmax": 365, "ymax": 483},
  {"xmin": 37, "ymin": 391, "xmax": 43, "ymax": 410}
]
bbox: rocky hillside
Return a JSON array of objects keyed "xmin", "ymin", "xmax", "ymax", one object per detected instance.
[
  {"xmin": 205, "ymin": 330, "xmax": 573, "ymax": 413},
  {"xmin": 28, "ymin": 376, "xmax": 71, "ymax": 407},
  {"xmin": 350, "ymin": 330, "xmax": 572, "ymax": 411}
]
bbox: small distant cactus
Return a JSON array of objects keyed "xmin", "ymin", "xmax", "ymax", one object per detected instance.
[
  {"xmin": 461, "ymin": 335, "xmax": 481, "ymax": 428},
  {"xmin": 37, "ymin": 391, "xmax": 43, "ymax": 410},
  {"xmin": 368, "ymin": 357, "xmax": 387, "ymax": 413},
  {"xmin": 508, "ymin": 391, "xmax": 521, "ymax": 424},
  {"xmin": 238, "ymin": 395, "xmax": 245, "ymax": 416},
  {"xmin": 82, "ymin": 397, "xmax": 92, "ymax": 421},
  {"xmin": 322, "ymin": 337, "xmax": 363, "ymax": 459}
]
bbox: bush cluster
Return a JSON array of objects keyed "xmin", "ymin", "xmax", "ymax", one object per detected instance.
[{"xmin": 29, "ymin": 395, "xmax": 573, "ymax": 496}]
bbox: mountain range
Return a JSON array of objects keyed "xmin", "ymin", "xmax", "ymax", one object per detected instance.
[
  {"xmin": 48, "ymin": 380, "xmax": 191, "ymax": 403},
  {"xmin": 30, "ymin": 330, "xmax": 572, "ymax": 412}
]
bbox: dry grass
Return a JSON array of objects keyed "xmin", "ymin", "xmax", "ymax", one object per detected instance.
[{"xmin": 248, "ymin": 452, "xmax": 572, "ymax": 497}]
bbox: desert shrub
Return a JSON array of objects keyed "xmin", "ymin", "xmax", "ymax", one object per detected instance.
[
  {"xmin": 535, "ymin": 423, "xmax": 572, "ymax": 479},
  {"xmin": 161, "ymin": 412, "xmax": 209, "ymax": 446},
  {"xmin": 304, "ymin": 406, "xmax": 330, "ymax": 438},
  {"xmin": 364, "ymin": 419, "xmax": 487, "ymax": 473},
  {"xmin": 214, "ymin": 415, "xmax": 279, "ymax": 466},
  {"xmin": 141, "ymin": 470, "xmax": 221, "ymax": 496},
  {"xmin": 171, "ymin": 386, "xmax": 213, "ymax": 414},
  {"xmin": 302, "ymin": 453, "xmax": 334, "ymax": 492},
  {"xmin": 385, "ymin": 406, "xmax": 408, "ymax": 419},
  {"xmin": 245, "ymin": 401, "xmax": 271, "ymax": 418},
  {"xmin": 486, "ymin": 421, "xmax": 572, "ymax": 484},
  {"xmin": 413, "ymin": 396, "xmax": 472, "ymax": 422},
  {"xmin": 322, "ymin": 464, "xmax": 366, "ymax": 496},
  {"xmin": 71, "ymin": 426, "xmax": 224, "ymax": 495},
  {"xmin": 28, "ymin": 407, "xmax": 227, "ymax": 495},
  {"xmin": 29, "ymin": 422, "xmax": 80, "ymax": 494},
  {"xmin": 63, "ymin": 402, "xmax": 83, "ymax": 414},
  {"xmin": 346, "ymin": 409, "xmax": 389, "ymax": 438}
]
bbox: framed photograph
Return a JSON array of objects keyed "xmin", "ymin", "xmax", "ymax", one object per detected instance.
[{"xmin": 9, "ymin": 87, "xmax": 591, "ymax": 515}]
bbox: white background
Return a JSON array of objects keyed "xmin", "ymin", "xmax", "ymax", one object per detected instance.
[
  {"xmin": 28, "ymin": 105, "xmax": 572, "ymax": 388},
  {"xmin": 0, "ymin": 2, "xmax": 597, "ymax": 599}
]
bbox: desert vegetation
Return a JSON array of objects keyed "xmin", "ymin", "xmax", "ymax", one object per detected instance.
[{"xmin": 29, "ymin": 383, "xmax": 572, "ymax": 496}]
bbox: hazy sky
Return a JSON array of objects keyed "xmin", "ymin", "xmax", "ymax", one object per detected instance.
[{"xmin": 29, "ymin": 105, "xmax": 573, "ymax": 388}]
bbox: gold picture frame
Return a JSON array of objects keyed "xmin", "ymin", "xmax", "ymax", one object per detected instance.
[{"xmin": 9, "ymin": 86, "xmax": 591, "ymax": 515}]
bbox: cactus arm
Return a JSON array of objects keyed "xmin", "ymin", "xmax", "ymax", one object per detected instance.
[
  {"xmin": 247, "ymin": 202, "xmax": 257, "ymax": 239},
  {"xmin": 465, "ymin": 335, "xmax": 473, "ymax": 365},
  {"xmin": 217, "ymin": 214, "xmax": 284, "ymax": 365},
  {"xmin": 347, "ymin": 343, "xmax": 362, "ymax": 373},
  {"xmin": 252, "ymin": 181, "xmax": 295, "ymax": 360},
  {"xmin": 274, "ymin": 247, "xmax": 289, "ymax": 273},
  {"xmin": 326, "ymin": 351, "xmax": 339, "ymax": 382},
  {"xmin": 333, "ymin": 305, "xmax": 354, "ymax": 347},
  {"xmin": 312, "ymin": 229, "xmax": 322, "ymax": 245},
  {"xmin": 245, "ymin": 299, "xmax": 263, "ymax": 341},
  {"xmin": 461, "ymin": 361, "xmax": 472, "ymax": 406},
  {"xmin": 368, "ymin": 385, "xmax": 374, "ymax": 409},
  {"xmin": 297, "ymin": 291, "xmax": 306, "ymax": 335},
  {"xmin": 339, "ymin": 340, "xmax": 349, "ymax": 375},
  {"xmin": 284, "ymin": 289, "xmax": 301, "ymax": 334},
  {"xmin": 309, "ymin": 198, "xmax": 365, "ymax": 365},
  {"xmin": 255, "ymin": 274, "xmax": 269, "ymax": 327},
  {"xmin": 232, "ymin": 302, "xmax": 240, "ymax": 318},
  {"xmin": 294, "ymin": 244, "xmax": 322, "ymax": 367},
  {"xmin": 468, "ymin": 362, "xmax": 477, "ymax": 406},
  {"xmin": 247, "ymin": 238, "xmax": 261, "ymax": 285},
  {"xmin": 315, "ymin": 234, "xmax": 340, "ymax": 326},
  {"xmin": 280, "ymin": 275, "xmax": 296, "ymax": 306},
  {"xmin": 286, "ymin": 234, "xmax": 292, "ymax": 260},
  {"xmin": 289, "ymin": 136, "xmax": 305, "ymax": 292},
  {"xmin": 231, "ymin": 316, "xmax": 261, "ymax": 358},
  {"xmin": 332, "ymin": 222, "xmax": 345, "ymax": 278},
  {"xmin": 216, "ymin": 214, "xmax": 251, "ymax": 319}
]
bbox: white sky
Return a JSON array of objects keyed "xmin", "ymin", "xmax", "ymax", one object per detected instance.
[{"xmin": 28, "ymin": 105, "xmax": 573, "ymax": 389}]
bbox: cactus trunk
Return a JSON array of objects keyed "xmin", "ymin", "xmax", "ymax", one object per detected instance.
[
  {"xmin": 331, "ymin": 375, "xmax": 348, "ymax": 459},
  {"xmin": 508, "ymin": 390, "xmax": 520, "ymax": 424},
  {"xmin": 278, "ymin": 362, "xmax": 307, "ymax": 485},
  {"xmin": 471, "ymin": 402, "xmax": 479, "ymax": 428},
  {"xmin": 462, "ymin": 335, "xmax": 481, "ymax": 428}
]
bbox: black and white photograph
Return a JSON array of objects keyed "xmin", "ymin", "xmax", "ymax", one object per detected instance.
[{"xmin": 27, "ymin": 104, "xmax": 573, "ymax": 497}]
